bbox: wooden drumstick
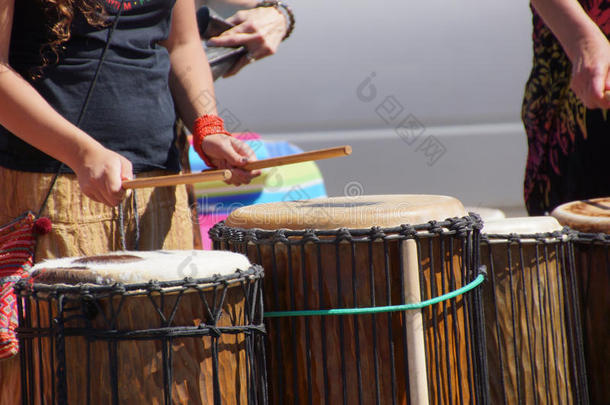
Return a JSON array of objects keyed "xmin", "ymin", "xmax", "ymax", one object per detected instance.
[
  {"xmin": 604, "ymin": 90, "xmax": 610, "ymax": 102},
  {"xmin": 241, "ymin": 145, "xmax": 351, "ymax": 170},
  {"xmin": 402, "ymin": 239, "xmax": 430, "ymax": 405},
  {"xmin": 122, "ymin": 170, "xmax": 231, "ymax": 189},
  {"xmin": 122, "ymin": 145, "xmax": 351, "ymax": 189}
]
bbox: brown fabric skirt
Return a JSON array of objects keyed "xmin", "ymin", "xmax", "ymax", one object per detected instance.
[{"xmin": 0, "ymin": 166, "xmax": 195, "ymax": 404}]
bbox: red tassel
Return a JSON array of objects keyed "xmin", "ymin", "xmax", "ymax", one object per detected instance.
[{"xmin": 33, "ymin": 217, "xmax": 52, "ymax": 235}]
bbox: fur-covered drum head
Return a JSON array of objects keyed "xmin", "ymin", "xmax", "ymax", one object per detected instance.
[{"xmin": 29, "ymin": 250, "xmax": 251, "ymax": 285}]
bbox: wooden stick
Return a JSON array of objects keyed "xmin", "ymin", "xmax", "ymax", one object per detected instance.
[
  {"xmin": 402, "ymin": 239, "xmax": 430, "ymax": 405},
  {"xmin": 241, "ymin": 145, "xmax": 351, "ymax": 171},
  {"xmin": 122, "ymin": 170, "xmax": 231, "ymax": 189},
  {"xmin": 122, "ymin": 145, "xmax": 351, "ymax": 189}
]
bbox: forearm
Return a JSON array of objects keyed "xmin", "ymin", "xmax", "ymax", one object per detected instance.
[
  {"xmin": 0, "ymin": 65, "xmax": 104, "ymax": 171},
  {"xmin": 531, "ymin": 0, "xmax": 607, "ymax": 61},
  {"xmin": 164, "ymin": 0, "xmax": 221, "ymax": 130},
  {"xmin": 167, "ymin": 41, "xmax": 219, "ymax": 131},
  {"xmin": 205, "ymin": 0, "xmax": 259, "ymax": 14}
]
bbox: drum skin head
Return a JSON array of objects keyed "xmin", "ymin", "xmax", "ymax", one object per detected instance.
[
  {"xmin": 482, "ymin": 216, "xmax": 563, "ymax": 235},
  {"xmin": 464, "ymin": 206, "xmax": 506, "ymax": 222},
  {"xmin": 551, "ymin": 197, "xmax": 610, "ymax": 233},
  {"xmin": 225, "ymin": 194, "xmax": 467, "ymax": 230},
  {"xmin": 29, "ymin": 250, "xmax": 251, "ymax": 284}
]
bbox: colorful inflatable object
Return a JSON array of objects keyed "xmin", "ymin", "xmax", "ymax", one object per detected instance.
[{"xmin": 189, "ymin": 133, "xmax": 328, "ymax": 248}]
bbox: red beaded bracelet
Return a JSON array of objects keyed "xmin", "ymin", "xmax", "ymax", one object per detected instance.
[{"xmin": 192, "ymin": 114, "xmax": 232, "ymax": 168}]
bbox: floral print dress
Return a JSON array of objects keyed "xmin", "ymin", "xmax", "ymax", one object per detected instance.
[{"xmin": 522, "ymin": 0, "xmax": 610, "ymax": 215}]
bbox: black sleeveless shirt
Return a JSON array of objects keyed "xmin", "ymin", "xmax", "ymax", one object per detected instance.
[{"xmin": 0, "ymin": 0, "xmax": 180, "ymax": 173}]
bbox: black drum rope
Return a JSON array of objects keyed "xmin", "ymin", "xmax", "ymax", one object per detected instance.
[
  {"xmin": 568, "ymin": 229, "xmax": 609, "ymax": 404},
  {"xmin": 469, "ymin": 214, "xmax": 491, "ymax": 404}
]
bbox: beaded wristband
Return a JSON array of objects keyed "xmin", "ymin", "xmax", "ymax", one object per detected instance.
[
  {"xmin": 193, "ymin": 114, "xmax": 232, "ymax": 168},
  {"xmin": 257, "ymin": 1, "xmax": 295, "ymax": 41}
]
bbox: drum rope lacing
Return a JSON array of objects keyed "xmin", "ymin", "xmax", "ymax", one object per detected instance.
[
  {"xmin": 209, "ymin": 216, "xmax": 478, "ymax": 245},
  {"xmin": 117, "ymin": 192, "xmax": 140, "ymax": 251},
  {"xmin": 13, "ymin": 267, "xmax": 267, "ymax": 340},
  {"xmin": 211, "ymin": 216, "xmax": 487, "ymax": 318}
]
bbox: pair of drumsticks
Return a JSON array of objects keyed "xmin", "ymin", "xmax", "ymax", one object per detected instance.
[{"xmin": 122, "ymin": 145, "xmax": 352, "ymax": 189}]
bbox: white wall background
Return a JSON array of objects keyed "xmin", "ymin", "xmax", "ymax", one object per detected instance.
[{"xmin": 213, "ymin": 0, "xmax": 534, "ymax": 214}]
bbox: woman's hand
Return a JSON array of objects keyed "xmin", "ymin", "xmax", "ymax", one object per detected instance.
[
  {"xmin": 569, "ymin": 34, "xmax": 610, "ymax": 109},
  {"xmin": 72, "ymin": 145, "xmax": 133, "ymax": 207},
  {"xmin": 206, "ymin": 6, "xmax": 287, "ymax": 77},
  {"xmin": 201, "ymin": 134, "xmax": 261, "ymax": 185}
]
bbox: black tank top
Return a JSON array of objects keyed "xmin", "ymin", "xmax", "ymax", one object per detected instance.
[{"xmin": 0, "ymin": 0, "xmax": 180, "ymax": 173}]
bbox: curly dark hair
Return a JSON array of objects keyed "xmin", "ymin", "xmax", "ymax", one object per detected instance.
[{"xmin": 33, "ymin": 0, "xmax": 107, "ymax": 78}]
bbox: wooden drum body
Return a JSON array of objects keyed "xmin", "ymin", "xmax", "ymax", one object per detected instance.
[
  {"xmin": 481, "ymin": 217, "xmax": 587, "ymax": 405},
  {"xmin": 15, "ymin": 250, "xmax": 266, "ymax": 405},
  {"xmin": 211, "ymin": 195, "xmax": 488, "ymax": 405},
  {"xmin": 552, "ymin": 197, "xmax": 610, "ymax": 405}
]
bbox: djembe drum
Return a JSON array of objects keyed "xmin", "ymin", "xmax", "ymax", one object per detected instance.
[
  {"xmin": 14, "ymin": 250, "xmax": 266, "ymax": 405},
  {"xmin": 551, "ymin": 197, "xmax": 610, "ymax": 405},
  {"xmin": 480, "ymin": 217, "xmax": 588, "ymax": 405},
  {"xmin": 210, "ymin": 195, "xmax": 488, "ymax": 405}
]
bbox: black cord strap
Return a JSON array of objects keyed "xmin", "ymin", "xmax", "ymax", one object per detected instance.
[{"xmin": 38, "ymin": 0, "xmax": 126, "ymax": 218}]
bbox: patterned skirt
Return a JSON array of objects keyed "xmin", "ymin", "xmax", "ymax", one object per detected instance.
[{"xmin": 522, "ymin": 19, "xmax": 610, "ymax": 215}]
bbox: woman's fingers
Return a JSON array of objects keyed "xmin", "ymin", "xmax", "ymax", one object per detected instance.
[
  {"xmin": 74, "ymin": 145, "xmax": 132, "ymax": 207},
  {"xmin": 207, "ymin": 7, "xmax": 286, "ymax": 76},
  {"xmin": 202, "ymin": 135, "xmax": 261, "ymax": 186},
  {"xmin": 230, "ymin": 137, "xmax": 257, "ymax": 161}
]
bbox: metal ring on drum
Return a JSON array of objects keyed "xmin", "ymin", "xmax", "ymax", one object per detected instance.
[
  {"xmin": 210, "ymin": 194, "xmax": 489, "ymax": 405},
  {"xmin": 480, "ymin": 217, "xmax": 588, "ymax": 405},
  {"xmin": 14, "ymin": 250, "xmax": 266, "ymax": 405},
  {"xmin": 551, "ymin": 197, "xmax": 610, "ymax": 405}
]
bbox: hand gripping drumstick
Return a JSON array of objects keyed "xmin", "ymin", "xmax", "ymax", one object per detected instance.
[
  {"xmin": 122, "ymin": 145, "xmax": 352, "ymax": 189},
  {"xmin": 402, "ymin": 239, "xmax": 430, "ymax": 404}
]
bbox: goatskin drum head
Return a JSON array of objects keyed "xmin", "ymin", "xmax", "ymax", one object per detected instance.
[
  {"xmin": 225, "ymin": 194, "xmax": 467, "ymax": 230},
  {"xmin": 551, "ymin": 197, "xmax": 610, "ymax": 233},
  {"xmin": 482, "ymin": 216, "xmax": 563, "ymax": 235}
]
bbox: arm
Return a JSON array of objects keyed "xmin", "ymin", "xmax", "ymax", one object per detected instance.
[
  {"xmin": 203, "ymin": 0, "xmax": 258, "ymax": 16},
  {"xmin": 532, "ymin": 0, "xmax": 610, "ymax": 108},
  {"xmin": 0, "ymin": 0, "xmax": 131, "ymax": 206},
  {"xmin": 163, "ymin": 0, "xmax": 260, "ymax": 185}
]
